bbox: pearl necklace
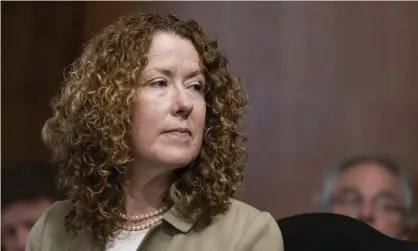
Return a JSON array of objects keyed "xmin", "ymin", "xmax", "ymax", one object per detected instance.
[
  {"xmin": 120, "ymin": 206, "xmax": 168, "ymax": 231},
  {"xmin": 122, "ymin": 214, "xmax": 165, "ymax": 231},
  {"xmin": 119, "ymin": 206, "xmax": 168, "ymax": 221}
]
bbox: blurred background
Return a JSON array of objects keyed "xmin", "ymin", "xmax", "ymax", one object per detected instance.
[{"xmin": 2, "ymin": 0, "xmax": 418, "ymax": 245}]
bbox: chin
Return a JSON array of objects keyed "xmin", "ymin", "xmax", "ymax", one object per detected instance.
[
  {"xmin": 167, "ymin": 158, "xmax": 195, "ymax": 169},
  {"xmin": 157, "ymin": 153, "xmax": 197, "ymax": 170}
]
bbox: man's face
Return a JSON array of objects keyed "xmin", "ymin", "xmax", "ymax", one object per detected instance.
[
  {"xmin": 1, "ymin": 198, "xmax": 52, "ymax": 251},
  {"xmin": 330, "ymin": 163, "xmax": 406, "ymax": 239}
]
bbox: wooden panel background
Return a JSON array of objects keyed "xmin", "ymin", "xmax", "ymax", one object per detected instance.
[
  {"xmin": 2, "ymin": 1, "xmax": 418, "ymax": 239},
  {"xmin": 1, "ymin": 2, "xmax": 84, "ymax": 166}
]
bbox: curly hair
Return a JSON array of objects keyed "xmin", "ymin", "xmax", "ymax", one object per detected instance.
[{"xmin": 42, "ymin": 12, "xmax": 247, "ymax": 243}]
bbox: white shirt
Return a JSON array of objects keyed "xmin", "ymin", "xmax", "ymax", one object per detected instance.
[{"xmin": 106, "ymin": 229, "xmax": 150, "ymax": 251}]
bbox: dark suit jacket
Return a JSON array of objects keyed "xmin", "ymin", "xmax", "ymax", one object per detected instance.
[{"xmin": 277, "ymin": 213, "xmax": 418, "ymax": 251}]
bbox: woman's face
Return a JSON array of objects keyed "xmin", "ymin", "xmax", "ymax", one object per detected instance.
[{"xmin": 131, "ymin": 32, "xmax": 206, "ymax": 170}]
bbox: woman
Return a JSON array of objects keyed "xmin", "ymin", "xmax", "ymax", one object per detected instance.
[{"xmin": 26, "ymin": 12, "xmax": 283, "ymax": 251}]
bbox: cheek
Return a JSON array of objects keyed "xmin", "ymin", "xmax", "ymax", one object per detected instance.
[
  {"xmin": 132, "ymin": 99, "xmax": 161, "ymax": 131},
  {"xmin": 374, "ymin": 221, "xmax": 404, "ymax": 238},
  {"xmin": 375, "ymin": 217, "xmax": 403, "ymax": 229},
  {"xmin": 194, "ymin": 102, "xmax": 207, "ymax": 132},
  {"xmin": 131, "ymin": 112, "xmax": 152, "ymax": 149}
]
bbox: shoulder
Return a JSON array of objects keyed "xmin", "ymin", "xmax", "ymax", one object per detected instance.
[
  {"xmin": 26, "ymin": 200, "xmax": 73, "ymax": 251},
  {"xmin": 228, "ymin": 198, "xmax": 265, "ymax": 217},
  {"xmin": 41, "ymin": 200, "xmax": 72, "ymax": 230},
  {"xmin": 210, "ymin": 198, "xmax": 284, "ymax": 251},
  {"xmin": 47, "ymin": 200, "xmax": 72, "ymax": 218},
  {"xmin": 217, "ymin": 198, "xmax": 275, "ymax": 227}
]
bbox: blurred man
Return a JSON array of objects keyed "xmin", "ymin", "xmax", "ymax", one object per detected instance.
[
  {"xmin": 316, "ymin": 154, "xmax": 416, "ymax": 239},
  {"xmin": 1, "ymin": 163, "xmax": 62, "ymax": 251}
]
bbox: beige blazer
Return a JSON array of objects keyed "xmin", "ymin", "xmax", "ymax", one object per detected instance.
[{"xmin": 26, "ymin": 199, "xmax": 283, "ymax": 251}]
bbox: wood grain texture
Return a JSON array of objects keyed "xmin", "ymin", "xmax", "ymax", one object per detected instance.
[{"xmin": 2, "ymin": 1, "xmax": 417, "ymax": 239}]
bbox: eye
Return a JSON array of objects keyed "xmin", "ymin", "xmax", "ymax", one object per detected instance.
[
  {"xmin": 189, "ymin": 81, "xmax": 205, "ymax": 93},
  {"xmin": 150, "ymin": 79, "xmax": 167, "ymax": 88},
  {"xmin": 3, "ymin": 226, "xmax": 16, "ymax": 237},
  {"xmin": 332, "ymin": 191, "xmax": 362, "ymax": 206},
  {"xmin": 376, "ymin": 198, "xmax": 403, "ymax": 213}
]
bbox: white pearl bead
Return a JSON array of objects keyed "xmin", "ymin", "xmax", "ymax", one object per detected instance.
[{"xmin": 121, "ymin": 212, "xmax": 166, "ymax": 231}]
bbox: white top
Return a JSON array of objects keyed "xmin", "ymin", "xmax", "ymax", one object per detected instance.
[{"xmin": 106, "ymin": 229, "xmax": 150, "ymax": 251}]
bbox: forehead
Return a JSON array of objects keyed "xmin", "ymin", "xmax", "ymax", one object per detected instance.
[
  {"xmin": 146, "ymin": 32, "xmax": 201, "ymax": 68},
  {"xmin": 334, "ymin": 162, "xmax": 404, "ymax": 199}
]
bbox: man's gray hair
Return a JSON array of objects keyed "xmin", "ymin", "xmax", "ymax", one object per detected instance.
[{"xmin": 314, "ymin": 154, "xmax": 416, "ymax": 227}]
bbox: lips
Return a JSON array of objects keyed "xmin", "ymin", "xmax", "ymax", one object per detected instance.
[{"xmin": 164, "ymin": 128, "xmax": 192, "ymax": 136}]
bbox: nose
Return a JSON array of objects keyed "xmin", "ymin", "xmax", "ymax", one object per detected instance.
[
  {"xmin": 16, "ymin": 227, "xmax": 30, "ymax": 251},
  {"xmin": 171, "ymin": 86, "xmax": 193, "ymax": 118},
  {"xmin": 358, "ymin": 202, "xmax": 375, "ymax": 225}
]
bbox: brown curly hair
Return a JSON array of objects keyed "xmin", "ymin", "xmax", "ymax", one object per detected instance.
[{"xmin": 42, "ymin": 12, "xmax": 247, "ymax": 243}]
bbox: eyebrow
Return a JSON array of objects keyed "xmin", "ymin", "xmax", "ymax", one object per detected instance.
[
  {"xmin": 334, "ymin": 187, "xmax": 361, "ymax": 196},
  {"xmin": 152, "ymin": 67, "xmax": 204, "ymax": 80},
  {"xmin": 374, "ymin": 190, "xmax": 402, "ymax": 201}
]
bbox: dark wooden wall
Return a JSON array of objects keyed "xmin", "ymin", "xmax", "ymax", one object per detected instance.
[
  {"xmin": 2, "ymin": 2, "xmax": 84, "ymax": 166},
  {"xmin": 2, "ymin": 1, "xmax": 417, "ymax": 240}
]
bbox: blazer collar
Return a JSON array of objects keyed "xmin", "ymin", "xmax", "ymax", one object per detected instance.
[
  {"xmin": 68, "ymin": 206, "xmax": 197, "ymax": 250},
  {"xmin": 163, "ymin": 207, "xmax": 196, "ymax": 233}
]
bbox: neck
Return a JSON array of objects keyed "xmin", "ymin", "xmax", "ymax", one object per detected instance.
[{"xmin": 123, "ymin": 162, "xmax": 173, "ymax": 216}]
